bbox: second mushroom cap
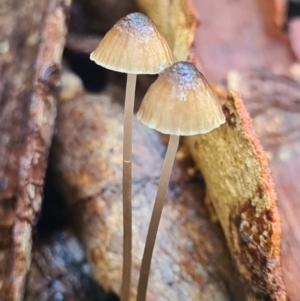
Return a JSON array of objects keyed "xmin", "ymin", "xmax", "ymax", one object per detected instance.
[{"xmin": 137, "ymin": 61, "xmax": 226, "ymax": 135}]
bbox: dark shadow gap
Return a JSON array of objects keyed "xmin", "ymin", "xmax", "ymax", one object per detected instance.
[{"xmin": 63, "ymin": 48, "xmax": 107, "ymax": 92}]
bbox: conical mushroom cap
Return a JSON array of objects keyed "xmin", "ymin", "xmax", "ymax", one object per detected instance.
[
  {"xmin": 90, "ymin": 12, "xmax": 174, "ymax": 74},
  {"xmin": 137, "ymin": 62, "xmax": 226, "ymax": 135}
]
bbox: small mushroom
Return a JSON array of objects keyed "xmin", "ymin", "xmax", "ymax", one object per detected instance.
[
  {"xmin": 90, "ymin": 12, "xmax": 174, "ymax": 301},
  {"xmin": 136, "ymin": 61, "xmax": 225, "ymax": 301}
]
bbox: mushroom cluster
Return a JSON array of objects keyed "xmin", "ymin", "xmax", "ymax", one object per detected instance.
[
  {"xmin": 90, "ymin": 12, "xmax": 174, "ymax": 301},
  {"xmin": 90, "ymin": 12, "xmax": 225, "ymax": 301}
]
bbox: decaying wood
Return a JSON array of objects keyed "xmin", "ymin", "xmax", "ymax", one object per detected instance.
[
  {"xmin": 193, "ymin": 0, "xmax": 300, "ymax": 297},
  {"xmin": 186, "ymin": 92, "xmax": 286, "ymax": 301},
  {"xmin": 0, "ymin": 0, "xmax": 69, "ymax": 300},
  {"xmin": 50, "ymin": 84, "xmax": 244, "ymax": 301},
  {"xmin": 227, "ymin": 70, "xmax": 300, "ymax": 301}
]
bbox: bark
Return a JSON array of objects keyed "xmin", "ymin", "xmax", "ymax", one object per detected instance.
[
  {"xmin": 50, "ymin": 85, "xmax": 243, "ymax": 301},
  {"xmin": 186, "ymin": 92, "xmax": 286, "ymax": 301},
  {"xmin": 227, "ymin": 70, "xmax": 300, "ymax": 301},
  {"xmin": 0, "ymin": 0, "xmax": 69, "ymax": 300}
]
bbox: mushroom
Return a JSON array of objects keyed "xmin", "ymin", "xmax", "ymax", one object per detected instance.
[
  {"xmin": 90, "ymin": 12, "xmax": 174, "ymax": 301},
  {"xmin": 136, "ymin": 61, "xmax": 226, "ymax": 301}
]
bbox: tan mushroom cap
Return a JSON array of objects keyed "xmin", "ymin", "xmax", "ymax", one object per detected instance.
[
  {"xmin": 137, "ymin": 62, "xmax": 226, "ymax": 135},
  {"xmin": 90, "ymin": 12, "xmax": 174, "ymax": 74}
]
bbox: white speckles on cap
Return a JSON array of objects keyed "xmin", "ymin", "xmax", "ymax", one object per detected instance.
[
  {"xmin": 115, "ymin": 13, "xmax": 155, "ymax": 43},
  {"xmin": 161, "ymin": 62, "xmax": 206, "ymax": 101},
  {"xmin": 90, "ymin": 12, "xmax": 174, "ymax": 74},
  {"xmin": 137, "ymin": 61, "xmax": 226, "ymax": 136},
  {"xmin": 162, "ymin": 62, "xmax": 200, "ymax": 88}
]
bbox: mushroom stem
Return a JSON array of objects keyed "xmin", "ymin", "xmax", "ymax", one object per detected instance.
[
  {"xmin": 121, "ymin": 73, "xmax": 137, "ymax": 301},
  {"xmin": 136, "ymin": 134, "xmax": 180, "ymax": 301}
]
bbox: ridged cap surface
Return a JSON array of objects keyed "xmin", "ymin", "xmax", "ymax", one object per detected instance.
[
  {"xmin": 137, "ymin": 62, "xmax": 226, "ymax": 135},
  {"xmin": 90, "ymin": 12, "xmax": 174, "ymax": 74}
]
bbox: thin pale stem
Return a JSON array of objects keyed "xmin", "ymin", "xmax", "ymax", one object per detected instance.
[
  {"xmin": 136, "ymin": 134, "xmax": 180, "ymax": 301},
  {"xmin": 121, "ymin": 73, "xmax": 137, "ymax": 301}
]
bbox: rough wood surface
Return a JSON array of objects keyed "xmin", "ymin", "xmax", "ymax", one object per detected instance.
[
  {"xmin": 0, "ymin": 0, "xmax": 69, "ymax": 300},
  {"xmin": 227, "ymin": 71, "xmax": 300, "ymax": 301},
  {"xmin": 192, "ymin": 1, "xmax": 299, "ymax": 298},
  {"xmin": 50, "ymin": 84, "xmax": 244, "ymax": 301},
  {"xmin": 186, "ymin": 92, "xmax": 286, "ymax": 301},
  {"xmin": 189, "ymin": 1, "xmax": 300, "ymax": 299}
]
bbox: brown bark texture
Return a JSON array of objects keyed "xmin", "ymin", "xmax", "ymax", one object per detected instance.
[
  {"xmin": 0, "ymin": 0, "xmax": 69, "ymax": 300},
  {"xmin": 50, "ymin": 83, "xmax": 244, "ymax": 301},
  {"xmin": 227, "ymin": 71, "xmax": 300, "ymax": 301},
  {"xmin": 192, "ymin": 1, "xmax": 299, "ymax": 299},
  {"xmin": 186, "ymin": 92, "xmax": 286, "ymax": 301}
]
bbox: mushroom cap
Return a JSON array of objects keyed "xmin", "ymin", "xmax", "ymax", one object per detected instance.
[
  {"xmin": 137, "ymin": 62, "xmax": 226, "ymax": 136},
  {"xmin": 90, "ymin": 12, "xmax": 174, "ymax": 74}
]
